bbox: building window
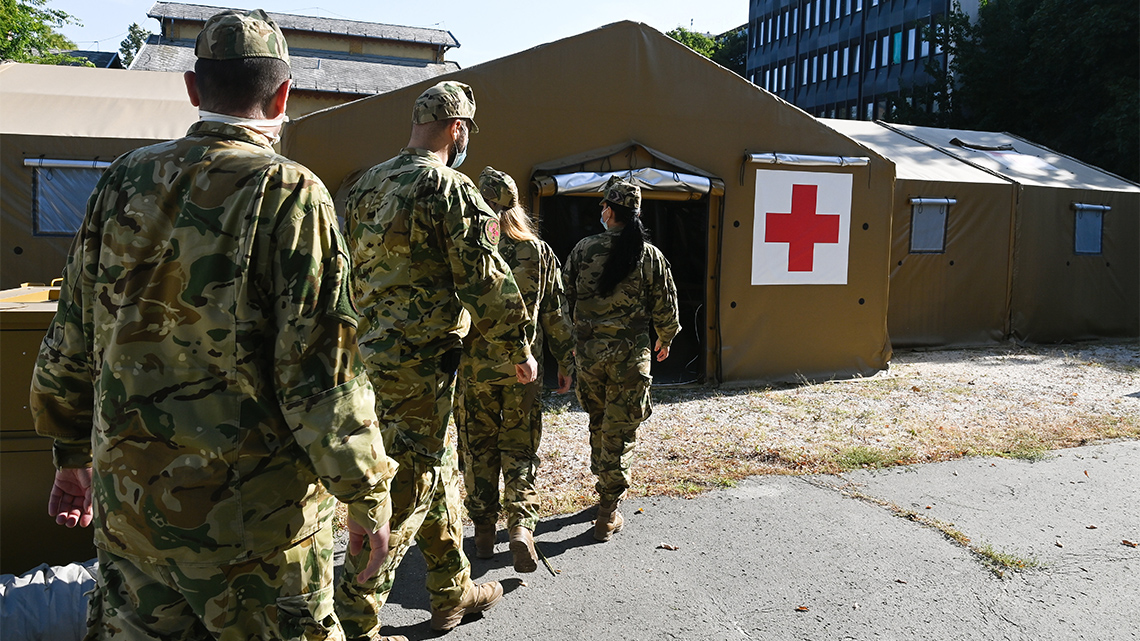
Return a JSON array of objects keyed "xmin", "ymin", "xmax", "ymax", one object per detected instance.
[
  {"xmin": 767, "ymin": 17, "xmax": 773, "ymax": 43},
  {"xmin": 781, "ymin": 64, "xmax": 788, "ymax": 91},
  {"xmin": 815, "ymin": 0, "xmax": 821, "ymax": 26},
  {"xmin": 793, "ymin": 7, "xmax": 799, "ymax": 34},
  {"xmin": 866, "ymin": 102, "xmax": 874, "ymax": 119},
  {"xmin": 803, "ymin": 58, "xmax": 810, "ymax": 85},
  {"xmin": 31, "ymin": 164, "xmax": 103, "ymax": 236},
  {"xmin": 908, "ymin": 198, "xmax": 954, "ymax": 253},
  {"xmin": 824, "ymin": 0, "xmax": 830, "ymax": 23},
  {"xmin": 856, "ymin": 0, "xmax": 863, "ymax": 10},
  {"xmin": 881, "ymin": 35, "xmax": 889, "ymax": 66},
  {"xmin": 892, "ymin": 31, "xmax": 902, "ymax": 65},
  {"xmin": 812, "ymin": 56, "xmax": 819, "ymax": 83},
  {"xmin": 785, "ymin": 9, "xmax": 792, "ymax": 37},
  {"xmin": 1073, "ymin": 204, "xmax": 1109, "ymax": 254},
  {"xmin": 852, "ymin": 43, "xmax": 860, "ymax": 73},
  {"xmin": 907, "ymin": 27, "xmax": 916, "ymax": 61},
  {"xmin": 765, "ymin": 68, "xmax": 771, "ymax": 90},
  {"xmin": 869, "ymin": 38, "xmax": 877, "ymax": 69},
  {"xmin": 832, "ymin": 49, "xmax": 839, "ymax": 77},
  {"xmin": 842, "ymin": 47, "xmax": 849, "ymax": 76},
  {"xmin": 820, "ymin": 53, "xmax": 828, "ymax": 80},
  {"xmin": 845, "ymin": 0, "xmax": 851, "ymax": 16}
]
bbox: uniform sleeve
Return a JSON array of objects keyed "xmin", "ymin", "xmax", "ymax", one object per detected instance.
[
  {"xmin": 438, "ymin": 177, "xmax": 533, "ymax": 364},
  {"xmin": 562, "ymin": 244, "xmax": 580, "ymax": 314},
  {"xmin": 265, "ymin": 168, "xmax": 396, "ymax": 533},
  {"xmin": 29, "ymin": 171, "xmax": 109, "ymax": 469},
  {"xmin": 538, "ymin": 247, "xmax": 576, "ymax": 374},
  {"xmin": 649, "ymin": 249, "xmax": 681, "ymax": 349}
]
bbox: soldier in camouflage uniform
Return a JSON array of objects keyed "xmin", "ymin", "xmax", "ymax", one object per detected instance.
[
  {"xmin": 456, "ymin": 167, "xmax": 575, "ymax": 573},
  {"xmin": 338, "ymin": 82, "xmax": 538, "ymax": 635},
  {"xmin": 564, "ymin": 176, "xmax": 680, "ymax": 542},
  {"xmin": 29, "ymin": 9, "xmax": 399, "ymax": 641}
]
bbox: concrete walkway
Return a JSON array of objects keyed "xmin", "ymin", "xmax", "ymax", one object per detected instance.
[{"xmin": 363, "ymin": 440, "xmax": 1139, "ymax": 641}]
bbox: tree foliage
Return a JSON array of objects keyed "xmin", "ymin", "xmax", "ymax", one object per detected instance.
[
  {"xmin": 891, "ymin": 0, "xmax": 1138, "ymax": 182},
  {"xmin": 0, "ymin": 0, "xmax": 85, "ymax": 65},
  {"xmin": 667, "ymin": 25, "xmax": 747, "ymax": 76},
  {"xmin": 119, "ymin": 22, "xmax": 149, "ymax": 68}
]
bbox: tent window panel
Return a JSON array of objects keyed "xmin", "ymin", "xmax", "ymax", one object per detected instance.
[
  {"xmin": 909, "ymin": 201, "xmax": 949, "ymax": 253},
  {"xmin": 1074, "ymin": 209, "xmax": 1104, "ymax": 255},
  {"xmin": 33, "ymin": 166, "xmax": 99, "ymax": 236}
]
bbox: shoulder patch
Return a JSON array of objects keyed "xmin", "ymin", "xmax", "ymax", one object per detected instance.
[{"xmin": 482, "ymin": 218, "xmax": 500, "ymax": 249}]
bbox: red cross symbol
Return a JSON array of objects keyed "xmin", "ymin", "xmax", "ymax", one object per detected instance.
[{"xmin": 764, "ymin": 183, "xmax": 841, "ymax": 272}]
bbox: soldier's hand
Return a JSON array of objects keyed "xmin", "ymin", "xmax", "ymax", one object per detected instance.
[
  {"xmin": 556, "ymin": 371, "xmax": 573, "ymax": 394},
  {"xmin": 515, "ymin": 355, "xmax": 539, "ymax": 384},
  {"xmin": 655, "ymin": 339, "xmax": 670, "ymax": 362},
  {"xmin": 48, "ymin": 467, "xmax": 93, "ymax": 528},
  {"xmin": 348, "ymin": 517, "xmax": 392, "ymax": 584}
]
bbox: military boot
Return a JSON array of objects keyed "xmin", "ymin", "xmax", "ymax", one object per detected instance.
[
  {"xmin": 509, "ymin": 526, "xmax": 538, "ymax": 573},
  {"xmin": 371, "ymin": 636, "xmax": 409, "ymax": 641},
  {"xmin": 430, "ymin": 581, "xmax": 504, "ymax": 631},
  {"xmin": 473, "ymin": 522, "xmax": 495, "ymax": 559},
  {"xmin": 593, "ymin": 499, "xmax": 624, "ymax": 542}
]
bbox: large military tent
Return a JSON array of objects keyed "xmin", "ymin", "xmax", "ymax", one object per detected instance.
[
  {"xmin": 0, "ymin": 63, "xmax": 198, "ymax": 289},
  {"xmin": 283, "ymin": 21, "xmax": 897, "ymax": 384},
  {"xmin": 822, "ymin": 119, "xmax": 1018, "ymax": 347},
  {"xmin": 882, "ymin": 124, "xmax": 1139, "ymax": 343}
]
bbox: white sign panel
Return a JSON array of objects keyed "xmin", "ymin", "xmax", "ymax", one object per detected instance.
[{"xmin": 752, "ymin": 170, "xmax": 852, "ymax": 285}]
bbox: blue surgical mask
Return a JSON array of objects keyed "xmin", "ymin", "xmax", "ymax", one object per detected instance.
[
  {"xmin": 600, "ymin": 214, "xmax": 607, "ymax": 229},
  {"xmin": 449, "ymin": 142, "xmax": 467, "ymax": 169}
]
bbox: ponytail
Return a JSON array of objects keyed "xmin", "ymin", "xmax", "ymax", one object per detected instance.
[{"xmin": 597, "ymin": 202, "xmax": 647, "ymax": 296}]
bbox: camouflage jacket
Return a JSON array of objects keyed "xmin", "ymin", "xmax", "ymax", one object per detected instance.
[
  {"xmin": 29, "ymin": 121, "xmax": 396, "ymax": 566},
  {"xmin": 461, "ymin": 236, "xmax": 575, "ymax": 385},
  {"xmin": 344, "ymin": 149, "xmax": 532, "ymax": 452},
  {"xmin": 564, "ymin": 230, "xmax": 681, "ymax": 362}
]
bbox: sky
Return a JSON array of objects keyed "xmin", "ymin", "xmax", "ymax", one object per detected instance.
[{"xmin": 51, "ymin": 0, "xmax": 749, "ymax": 68}]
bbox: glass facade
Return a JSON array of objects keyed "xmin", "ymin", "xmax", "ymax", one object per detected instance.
[{"xmin": 746, "ymin": 0, "xmax": 955, "ymax": 120}]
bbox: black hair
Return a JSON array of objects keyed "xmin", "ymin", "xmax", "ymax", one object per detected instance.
[
  {"xmin": 597, "ymin": 200, "xmax": 647, "ymax": 297},
  {"xmin": 193, "ymin": 57, "xmax": 290, "ymax": 116}
]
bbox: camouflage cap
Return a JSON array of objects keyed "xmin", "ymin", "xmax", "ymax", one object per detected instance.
[
  {"xmin": 195, "ymin": 9, "xmax": 290, "ymax": 65},
  {"xmin": 478, "ymin": 166, "xmax": 517, "ymax": 207},
  {"xmin": 412, "ymin": 81, "xmax": 479, "ymax": 133},
  {"xmin": 600, "ymin": 175, "xmax": 642, "ymax": 213}
]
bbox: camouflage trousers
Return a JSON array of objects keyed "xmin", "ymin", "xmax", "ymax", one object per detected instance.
[
  {"xmin": 85, "ymin": 526, "xmax": 342, "ymax": 641},
  {"xmin": 336, "ymin": 353, "xmax": 470, "ymax": 639},
  {"xmin": 575, "ymin": 351, "xmax": 653, "ymax": 504},
  {"xmin": 456, "ymin": 378, "xmax": 543, "ymax": 531}
]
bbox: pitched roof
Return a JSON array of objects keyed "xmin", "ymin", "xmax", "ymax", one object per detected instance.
[
  {"xmin": 146, "ymin": 2, "xmax": 459, "ymax": 48},
  {"xmin": 132, "ymin": 36, "xmax": 458, "ymax": 96},
  {"xmin": 63, "ymin": 50, "xmax": 124, "ymax": 68}
]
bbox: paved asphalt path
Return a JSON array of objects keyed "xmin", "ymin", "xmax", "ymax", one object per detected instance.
[{"xmin": 346, "ymin": 439, "xmax": 1139, "ymax": 641}]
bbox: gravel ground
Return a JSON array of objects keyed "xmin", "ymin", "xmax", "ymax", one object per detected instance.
[{"xmin": 531, "ymin": 340, "xmax": 1140, "ymax": 515}]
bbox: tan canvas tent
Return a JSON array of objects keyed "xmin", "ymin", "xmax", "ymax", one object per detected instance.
[
  {"xmin": 284, "ymin": 21, "xmax": 896, "ymax": 384},
  {"xmin": 822, "ymin": 119, "xmax": 1019, "ymax": 347},
  {"xmin": 883, "ymin": 124, "xmax": 1139, "ymax": 343},
  {"xmin": 0, "ymin": 63, "xmax": 198, "ymax": 289}
]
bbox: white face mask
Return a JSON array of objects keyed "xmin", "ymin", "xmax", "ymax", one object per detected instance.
[
  {"xmin": 600, "ymin": 204, "xmax": 609, "ymax": 229},
  {"xmin": 199, "ymin": 109, "xmax": 289, "ymax": 144}
]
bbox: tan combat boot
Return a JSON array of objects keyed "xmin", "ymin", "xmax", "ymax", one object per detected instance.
[
  {"xmin": 473, "ymin": 522, "xmax": 495, "ymax": 559},
  {"xmin": 509, "ymin": 526, "xmax": 538, "ymax": 573},
  {"xmin": 372, "ymin": 636, "xmax": 409, "ymax": 641},
  {"xmin": 593, "ymin": 499, "xmax": 624, "ymax": 542},
  {"xmin": 429, "ymin": 581, "xmax": 504, "ymax": 631}
]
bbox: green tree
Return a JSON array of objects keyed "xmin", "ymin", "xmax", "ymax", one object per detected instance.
[
  {"xmin": 710, "ymin": 26, "xmax": 747, "ymax": 76},
  {"xmin": 0, "ymin": 0, "xmax": 85, "ymax": 65},
  {"xmin": 119, "ymin": 22, "xmax": 149, "ymax": 67},
  {"xmin": 667, "ymin": 25, "xmax": 748, "ymax": 77},
  {"xmin": 666, "ymin": 26, "xmax": 716, "ymax": 58},
  {"xmin": 891, "ymin": 0, "xmax": 1138, "ymax": 181}
]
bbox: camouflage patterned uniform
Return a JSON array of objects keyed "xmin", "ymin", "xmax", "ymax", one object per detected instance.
[
  {"xmin": 564, "ymin": 183, "xmax": 680, "ymax": 506},
  {"xmin": 337, "ymin": 84, "xmax": 531, "ymax": 637},
  {"xmin": 457, "ymin": 228, "xmax": 575, "ymax": 532},
  {"xmin": 28, "ymin": 12, "xmax": 395, "ymax": 641}
]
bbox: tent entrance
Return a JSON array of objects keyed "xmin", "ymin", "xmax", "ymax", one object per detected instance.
[{"xmin": 531, "ymin": 142, "xmax": 723, "ymax": 385}]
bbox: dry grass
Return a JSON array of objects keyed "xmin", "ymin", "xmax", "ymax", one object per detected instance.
[
  {"xmin": 530, "ymin": 341, "xmax": 1140, "ymax": 519},
  {"xmin": 336, "ymin": 341, "xmax": 1139, "ymax": 531}
]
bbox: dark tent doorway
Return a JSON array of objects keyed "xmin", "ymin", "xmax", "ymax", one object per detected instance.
[{"xmin": 530, "ymin": 143, "xmax": 723, "ymax": 385}]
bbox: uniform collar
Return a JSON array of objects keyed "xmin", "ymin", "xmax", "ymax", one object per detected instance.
[{"xmin": 187, "ymin": 120, "xmax": 276, "ymax": 149}]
